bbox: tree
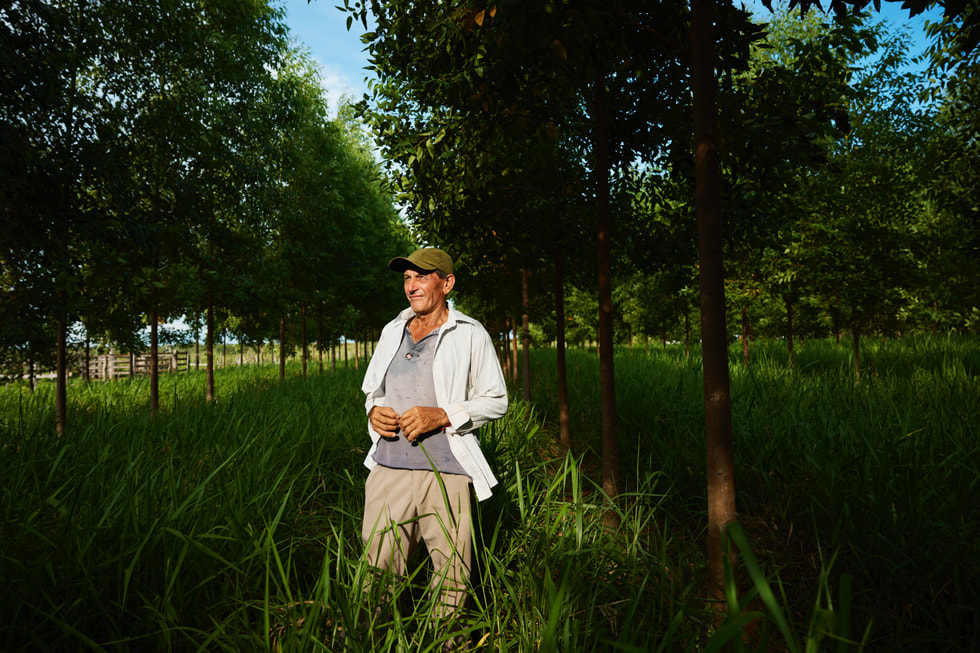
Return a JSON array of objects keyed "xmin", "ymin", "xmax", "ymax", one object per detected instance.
[{"xmin": 1, "ymin": 0, "xmax": 114, "ymax": 432}]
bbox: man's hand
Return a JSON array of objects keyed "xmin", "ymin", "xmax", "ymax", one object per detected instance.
[
  {"xmin": 399, "ymin": 406, "xmax": 450, "ymax": 442},
  {"xmin": 369, "ymin": 406, "xmax": 400, "ymax": 439}
]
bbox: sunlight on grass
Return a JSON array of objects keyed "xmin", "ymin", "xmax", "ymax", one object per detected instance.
[{"xmin": 1, "ymin": 338, "xmax": 978, "ymax": 650}]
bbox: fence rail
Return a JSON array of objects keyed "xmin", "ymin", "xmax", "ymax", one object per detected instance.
[{"xmin": 86, "ymin": 352, "xmax": 191, "ymax": 381}]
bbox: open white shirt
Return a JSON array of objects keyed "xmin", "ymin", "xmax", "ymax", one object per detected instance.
[{"xmin": 362, "ymin": 306, "xmax": 509, "ymax": 501}]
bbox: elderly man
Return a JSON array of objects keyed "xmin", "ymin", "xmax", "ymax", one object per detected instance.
[{"xmin": 360, "ymin": 247, "xmax": 508, "ymax": 628}]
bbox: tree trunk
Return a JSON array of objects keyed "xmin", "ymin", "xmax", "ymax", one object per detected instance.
[
  {"xmin": 852, "ymin": 321, "xmax": 861, "ymax": 379},
  {"xmin": 511, "ymin": 314, "xmax": 519, "ymax": 384},
  {"xmin": 317, "ymin": 312, "xmax": 324, "ymax": 374},
  {"xmin": 685, "ymin": 308, "xmax": 691, "ymax": 359},
  {"xmin": 594, "ymin": 69, "xmax": 619, "ymax": 506},
  {"xmin": 521, "ymin": 267, "xmax": 532, "ymax": 403},
  {"xmin": 692, "ymin": 0, "xmax": 737, "ymax": 609},
  {"xmin": 150, "ymin": 308, "xmax": 159, "ymax": 415},
  {"xmin": 301, "ymin": 303, "xmax": 308, "ymax": 378},
  {"xmin": 785, "ymin": 294, "xmax": 795, "ymax": 367},
  {"xmin": 741, "ymin": 305, "xmax": 750, "ymax": 367},
  {"xmin": 279, "ymin": 317, "xmax": 286, "ymax": 383},
  {"xmin": 206, "ymin": 294, "xmax": 215, "ymax": 403},
  {"xmin": 84, "ymin": 336, "xmax": 91, "ymax": 383},
  {"xmin": 354, "ymin": 325, "xmax": 359, "ymax": 371},
  {"xmin": 502, "ymin": 318, "xmax": 511, "ymax": 381},
  {"xmin": 832, "ymin": 301, "xmax": 842, "ymax": 344},
  {"xmin": 56, "ymin": 318, "xmax": 67, "ymax": 436},
  {"xmin": 554, "ymin": 248, "xmax": 571, "ymax": 450}
]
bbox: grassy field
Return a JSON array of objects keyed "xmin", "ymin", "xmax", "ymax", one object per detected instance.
[{"xmin": 0, "ymin": 335, "xmax": 977, "ymax": 651}]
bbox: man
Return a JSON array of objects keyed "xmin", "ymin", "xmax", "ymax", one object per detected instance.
[{"xmin": 360, "ymin": 247, "xmax": 508, "ymax": 626}]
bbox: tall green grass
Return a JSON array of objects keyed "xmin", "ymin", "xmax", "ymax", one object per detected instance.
[{"xmin": 1, "ymin": 335, "xmax": 977, "ymax": 651}]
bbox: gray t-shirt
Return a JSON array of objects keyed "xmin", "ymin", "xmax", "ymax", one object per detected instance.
[{"xmin": 372, "ymin": 325, "xmax": 469, "ymax": 477}]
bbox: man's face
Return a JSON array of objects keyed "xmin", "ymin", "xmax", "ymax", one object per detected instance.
[{"xmin": 403, "ymin": 269, "xmax": 454, "ymax": 316}]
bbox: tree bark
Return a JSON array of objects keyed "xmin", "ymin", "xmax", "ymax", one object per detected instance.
[
  {"xmin": 521, "ymin": 267, "xmax": 531, "ymax": 403},
  {"xmin": 56, "ymin": 317, "xmax": 67, "ymax": 436},
  {"xmin": 301, "ymin": 303, "xmax": 308, "ymax": 378},
  {"xmin": 785, "ymin": 294, "xmax": 795, "ymax": 367},
  {"xmin": 852, "ymin": 321, "xmax": 861, "ymax": 379},
  {"xmin": 84, "ymin": 336, "xmax": 91, "ymax": 383},
  {"xmin": 741, "ymin": 305, "xmax": 750, "ymax": 367},
  {"xmin": 206, "ymin": 294, "xmax": 215, "ymax": 403},
  {"xmin": 279, "ymin": 317, "xmax": 286, "ymax": 383},
  {"xmin": 554, "ymin": 248, "xmax": 571, "ymax": 450},
  {"xmin": 317, "ymin": 312, "xmax": 324, "ymax": 374},
  {"xmin": 685, "ymin": 309, "xmax": 691, "ymax": 359},
  {"xmin": 511, "ymin": 314, "xmax": 519, "ymax": 384},
  {"xmin": 692, "ymin": 0, "xmax": 737, "ymax": 609},
  {"xmin": 150, "ymin": 308, "xmax": 159, "ymax": 415},
  {"xmin": 594, "ymin": 69, "xmax": 619, "ymax": 504}
]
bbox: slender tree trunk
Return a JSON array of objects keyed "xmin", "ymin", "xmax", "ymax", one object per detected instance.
[
  {"xmin": 554, "ymin": 248, "xmax": 571, "ymax": 450},
  {"xmin": 206, "ymin": 294, "xmax": 215, "ymax": 403},
  {"xmin": 56, "ymin": 318, "xmax": 67, "ymax": 436},
  {"xmin": 502, "ymin": 318, "xmax": 511, "ymax": 380},
  {"xmin": 301, "ymin": 303, "xmax": 308, "ymax": 378},
  {"xmin": 852, "ymin": 322, "xmax": 861, "ymax": 379},
  {"xmin": 832, "ymin": 302, "xmax": 842, "ymax": 344},
  {"xmin": 511, "ymin": 314, "xmax": 519, "ymax": 384},
  {"xmin": 279, "ymin": 317, "xmax": 286, "ymax": 383},
  {"xmin": 521, "ymin": 268, "xmax": 531, "ymax": 403},
  {"xmin": 741, "ymin": 306, "xmax": 750, "ymax": 367},
  {"xmin": 150, "ymin": 308, "xmax": 159, "ymax": 415},
  {"xmin": 318, "ymin": 313, "xmax": 324, "ymax": 374},
  {"xmin": 785, "ymin": 294, "xmax": 795, "ymax": 367},
  {"xmin": 354, "ymin": 326, "xmax": 359, "ymax": 371},
  {"xmin": 692, "ymin": 0, "xmax": 737, "ymax": 609},
  {"xmin": 331, "ymin": 338, "xmax": 337, "ymax": 371},
  {"xmin": 685, "ymin": 308, "xmax": 691, "ymax": 359},
  {"xmin": 594, "ymin": 69, "xmax": 619, "ymax": 505},
  {"xmin": 344, "ymin": 331, "xmax": 349, "ymax": 369},
  {"xmin": 84, "ymin": 336, "xmax": 90, "ymax": 383}
]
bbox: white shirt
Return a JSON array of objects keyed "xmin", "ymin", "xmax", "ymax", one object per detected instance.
[{"xmin": 362, "ymin": 306, "xmax": 508, "ymax": 501}]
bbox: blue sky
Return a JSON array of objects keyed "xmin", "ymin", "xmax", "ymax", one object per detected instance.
[
  {"xmin": 280, "ymin": 0, "xmax": 944, "ymax": 117},
  {"xmin": 281, "ymin": 0, "xmax": 376, "ymax": 116}
]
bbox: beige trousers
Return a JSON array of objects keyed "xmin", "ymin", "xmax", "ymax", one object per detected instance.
[{"xmin": 362, "ymin": 466, "xmax": 474, "ymax": 616}]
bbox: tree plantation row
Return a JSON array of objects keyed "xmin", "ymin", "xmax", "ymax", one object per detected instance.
[
  {"xmin": 2, "ymin": 0, "xmax": 413, "ymax": 433},
  {"xmin": 341, "ymin": 0, "xmax": 978, "ymax": 602},
  {"xmin": 4, "ymin": 0, "xmax": 979, "ymax": 622}
]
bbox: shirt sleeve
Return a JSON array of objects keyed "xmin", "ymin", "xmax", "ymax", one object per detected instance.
[{"xmin": 445, "ymin": 322, "xmax": 508, "ymax": 436}]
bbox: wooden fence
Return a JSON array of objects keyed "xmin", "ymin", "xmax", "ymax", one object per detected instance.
[{"xmin": 86, "ymin": 351, "xmax": 190, "ymax": 381}]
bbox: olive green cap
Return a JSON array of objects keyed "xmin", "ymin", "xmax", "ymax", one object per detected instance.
[{"xmin": 388, "ymin": 248, "xmax": 454, "ymax": 275}]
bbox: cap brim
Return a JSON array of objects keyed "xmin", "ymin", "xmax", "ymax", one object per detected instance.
[{"xmin": 388, "ymin": 257, "xmax": 433, "ymax": 273}]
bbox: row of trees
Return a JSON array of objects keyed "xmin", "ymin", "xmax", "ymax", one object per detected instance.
[
  {"xmin": 1, "ymin": 0, "xmax": 409, "ymax": 431},
  {"xmin": 339, "ymin": 0, "xmax": 978, "ymax": 604}
]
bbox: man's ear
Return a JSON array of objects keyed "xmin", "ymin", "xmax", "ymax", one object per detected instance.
[{"xmin": 443, "ymin": 274, "xmax": 456, "ymax": 294}]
